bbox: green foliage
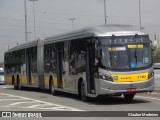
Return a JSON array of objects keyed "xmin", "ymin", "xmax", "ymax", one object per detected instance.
[
  {"xmin": 0, "ymin": 62, "xmax": 3, "ymax": 68},
  {"xmin": 152, "ymin": 45, "xmax": 160, "ymax": 63}
]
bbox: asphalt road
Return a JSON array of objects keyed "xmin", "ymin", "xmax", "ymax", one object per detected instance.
[
  {"xmin": 0, "ymin": 85, "xmax": 160, "ymax": 120},
  {"xmin": 154, "ymin": 69, "xmax": 160, "ymax": 91},
  {"xmin": 0, "ymin": 70, "xmax": 159, "ymax": 119}
]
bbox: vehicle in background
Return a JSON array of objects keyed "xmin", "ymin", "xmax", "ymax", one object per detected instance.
[
  {"xmin": 0, "ymin": 68, "xmax": 4, "ymax": 84},
  {"xmin": 153, "ymin": 63, "xmax": 160, "ymax": 69},
  {"xmin": 0, "ymin": 68, "xmax": 3, "ymax": 71}
]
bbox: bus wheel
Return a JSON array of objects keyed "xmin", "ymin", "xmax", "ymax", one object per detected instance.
[
  {"xmin": 123, "ymin": 94, "xmax": 135, "ymax": 101},
  {"xmin": 17, "ymin": 79, "xmax": 21, "ymax": 90},
  {"xmin": 51, "ymin": 80, "xmax": 57, "ymax": 95},
  {"xmin": 81, "ymin": 82, "xmax": 89, "ymax": 101},
  {"xmin": 14, "ymin": 79, "xmax": 18, "ymax": 90}
]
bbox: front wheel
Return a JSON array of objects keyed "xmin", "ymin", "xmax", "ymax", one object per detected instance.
[
  {"xmin": 17, "ymin": 77, "xmax": 21, "ymax": 90},
  {"xmin": 123, "ymin": 94, "xmax": 135, "ymax": 101},
  {"xmin": 81, "ymin": 82, "xmax": 89, "ymax": 101}
]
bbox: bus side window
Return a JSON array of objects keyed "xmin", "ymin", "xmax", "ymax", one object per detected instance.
[
  {"xmin": 69, "ymin": 40, "xmax": 86, "ymax": 74},
  {"xmin": 69, "ymin": 41, "xmax": 76, "ymax": 74},
  {"xmin": 51, "ymin": 49, "xmax": 56, "ymax": 73}
]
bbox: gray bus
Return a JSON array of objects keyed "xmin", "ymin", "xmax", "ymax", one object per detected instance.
[{"xmin": 4, "ymin": 25, "xmax": 154, "ymax": 101}]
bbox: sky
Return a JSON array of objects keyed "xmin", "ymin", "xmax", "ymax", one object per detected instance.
[{"xmin": 0, "ymin": 0, "xmax": 160, "ymax": 62}]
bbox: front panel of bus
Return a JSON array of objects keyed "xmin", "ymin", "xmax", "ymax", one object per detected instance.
[{"xmin": 96, "ymin": 34, "xmax": 154, "ymax": 95}]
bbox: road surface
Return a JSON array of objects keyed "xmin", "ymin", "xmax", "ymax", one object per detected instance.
[{"xmin": 0, "ymin": 70, "xmax": 159, "ymax": 119}]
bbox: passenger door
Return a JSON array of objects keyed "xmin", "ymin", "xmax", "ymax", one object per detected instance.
[
  {"xmin": 26, "ymin": 51, "xmax": 32, "ymax": 85},
  {"xmin": 86, "ymin": 43, "xmax": 96, "ymax": 94},
  {"xmin": 55, "ymin": 43, "xmax": 63, "ymax": 89}
]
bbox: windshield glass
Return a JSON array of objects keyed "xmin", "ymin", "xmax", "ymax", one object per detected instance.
[{"xmin": 98, "ymin": 35, "xmax": 152, "ymax": 70}]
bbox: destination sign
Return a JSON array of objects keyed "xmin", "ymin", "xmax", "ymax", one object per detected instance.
[{"xmin": 99, "ymin": 35, "xmax": 150, "ymax": 45}]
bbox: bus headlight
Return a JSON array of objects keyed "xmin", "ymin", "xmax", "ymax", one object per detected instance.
[
  {"xmin": 148, "ymin": 71, "xmax": 154, "ymax": 79},
  {"xmin": 99, "ymin": 74, "xmax": 113, "ymax": 82}
]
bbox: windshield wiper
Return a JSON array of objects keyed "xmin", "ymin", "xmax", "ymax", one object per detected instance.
[{"xmin": 134, "ymin": 48, "xmax": 138, "ymax": 64}]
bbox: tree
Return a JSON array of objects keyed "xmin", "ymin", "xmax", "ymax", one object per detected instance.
[{"xmin": 152, "ymin": 45, "xmax": 160, "ymax": 63}]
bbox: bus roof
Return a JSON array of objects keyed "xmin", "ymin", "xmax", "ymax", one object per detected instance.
[
  {"xmin": 6, "ymin": 40, "xmax": 38, "ymax": 53},
  {"xmin": 6, "ymin": 24, "xmax": 146, "ymax": 53},
  {"xmin": 44, "ymin": 24, "xmax": 146, "ymax": 44}
]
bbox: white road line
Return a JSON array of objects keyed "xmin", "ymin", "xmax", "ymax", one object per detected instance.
[
  {"xmin": 8, "ymin": 101, "xmax": 38, "ymax": 106},
  {"xmin": 23, "ymin": 106, "xmax": 79, "ymax": 111},
  {"xmin": 136, "ymin": 95, "xmax": 160, "ymax": 101},
  {"xmin": 2, "ymin": 87, "xmax": 12, "ymax": 89},
  {"xmin": 25, "ymin": 104, "xmax": 43, "ymax": 108},
  {"xmin": 0, "ymin": 99, "xmax": 24, "ymax": 101},
  {"xmin": 0, "ymin": 93, "xmax": 83, "ymax": 111},
  {"xmin": 150, "ymin": 92, "xmax": 160, "ymax": 95}
]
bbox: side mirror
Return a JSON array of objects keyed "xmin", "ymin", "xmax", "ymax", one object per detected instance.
[{"xmin": 92, "ymin": 38, "xmax": 100, "ymax": 58}]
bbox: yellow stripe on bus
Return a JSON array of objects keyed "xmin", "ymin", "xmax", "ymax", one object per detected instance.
[
  {"xmin": 53, "ymin": 76, "xmax": 65, "ymax": 88},
  {"xmin": 44, "ymin": 76, "xmax": 49, "ymax": 86},
  {"xmin": 4, "ymin": 76, "xmax": 12, "ymax": 85},
  {"xmin": 20, "ymin": 76, "xmax": 28, "ymax": 84}
]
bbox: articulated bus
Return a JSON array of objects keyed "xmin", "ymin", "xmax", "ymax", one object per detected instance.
[{"xmin": 4, "ymin": 25, "xmax": 154, "ymax": 101}]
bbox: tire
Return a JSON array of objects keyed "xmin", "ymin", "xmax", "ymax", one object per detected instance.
[
  {"xmin": 17, "ymin": 79, "xmax": 21, "ymax": 90},
  {"xmin": 50, "ymin": 79, "xmax": 57, "ymax": 95},
  {"xmin": 14, "ymin": 78, "xmax": 18, "ymax": 90},
  {"xmin": 123, "ymin": 94, "xmax": 135, "ymax": 101},
  {"xmin": 80, "ymin": 81, "xmax": 89, "ymax": 101}
]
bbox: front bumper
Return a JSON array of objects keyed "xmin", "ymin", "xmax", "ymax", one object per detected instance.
[{"xmin": 98, "ymin": 77, "xmax": 154, "ymax": 95}]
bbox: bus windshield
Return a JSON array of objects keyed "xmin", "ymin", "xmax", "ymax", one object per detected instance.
[{"xmin": 98, "ymin": 35, "xmax": 152, "ymax": 70}]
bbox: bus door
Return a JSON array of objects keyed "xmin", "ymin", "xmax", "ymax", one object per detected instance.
[
  {"xmin": 56, "ymin": 45, "xmax": 63, "ymax": 89},
  {"xmin": 26, "ymin": 53, "xmax": 32, "ymax": 85},
  {"xmin": 86, "ymin": 43, "xmax": 95, "ymax": 94}
]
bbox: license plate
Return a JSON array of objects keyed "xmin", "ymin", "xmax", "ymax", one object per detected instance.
[{"xmin": 127, "ymin": 88, "xmax": 136, "ymax": 92}]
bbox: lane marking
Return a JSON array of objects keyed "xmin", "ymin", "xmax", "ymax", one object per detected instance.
[
  {"xmin": 136, "ymin": 95, "xmax": 160, "ymax": 101},
  {"xmin": 1, "ymin": 86, "xmax": 13, "ymax": 89},
  {"xmin": 150, "ymin": 92, "xmax": 160, "ymax": 95},
  {"xmin": 25, "ymin": 104, "xmax": 43, "ymax": 108},
  {"xmin": 0, "ymin": 93, "xmax": 83, "ymax": 111},
  {"xmin": 0, "ymin": 99, "xmax": 24, "ymax": 101},
  {"xmin": 2, "ymin": 87, "xmax": 11, "ymax": 89},
  {"xmin": 8, "ymin": 101, "xmax": 37, "ymax": 106}
]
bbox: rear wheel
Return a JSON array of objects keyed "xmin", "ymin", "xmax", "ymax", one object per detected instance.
[
  {"xmin": 81, "ymin": 81, "xmax": 89, "ymax": 101},
  {"xmin": 50, "ymin": 79, "xmax": 57, "ymax": 95},
  {"xmin": 17, "ymin": 78, "xmax": 21, "ymax": 90},
  {"xmin": 123, "ymin": 94, "xmax": 135, "ymax": 101},
  {"xmin": 13, "ymin": 77, "xmax": 18, "ymax": 90}
]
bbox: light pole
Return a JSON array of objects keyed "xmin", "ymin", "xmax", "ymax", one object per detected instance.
[
  {"xmin": 27, "ymin": 32, "xmax": 32, "ymax": 41},
  {"xmin": 29, "ymin": 0, "xmax": 38, "ymax": 40},
  {"xmin": 104, "ymin": 0, "xmax": 107, "ymax": 25},
  {"xmin": 24, "ymin": 0, "xmax": 28, "ymax": 42},
  {"xmin": 139, "ymin": 0, "xmax": 142, "ymax": 30},
  {"xmin": 69, "ymin": 18, "xmax": 76, "ymax": 30}
]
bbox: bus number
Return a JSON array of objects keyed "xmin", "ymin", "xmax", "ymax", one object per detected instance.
[{"xmin": 137, "ymin": 75, "xmax": 146, "ymax": 79}]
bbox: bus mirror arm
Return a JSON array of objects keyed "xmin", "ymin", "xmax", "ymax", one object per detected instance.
[{"xmin": 95, "ymin": 48, "xmax": 101, "ymax": 59}]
